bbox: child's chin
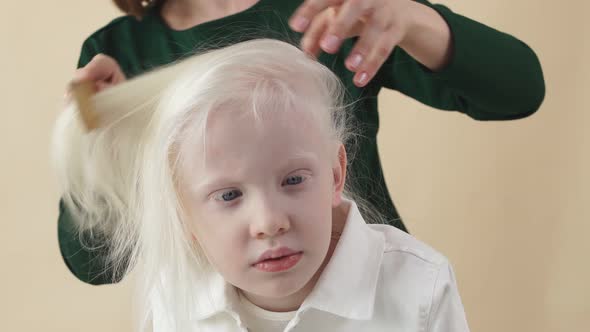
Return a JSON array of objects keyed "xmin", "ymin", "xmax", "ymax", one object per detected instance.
[{"xmin": 243, "ymin": 268, "xmax": 316, "ymax": 300}]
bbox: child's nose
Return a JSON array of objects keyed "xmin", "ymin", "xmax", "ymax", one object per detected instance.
[{"xmin": 249, "ymin": 201, "xmax": 290, "ymax": 239}]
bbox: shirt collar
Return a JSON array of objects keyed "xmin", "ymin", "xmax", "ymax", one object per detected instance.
[
  {"xmin": 300, "ymin": 200, "xmax": 385, "ymax": 320},
  {"xmin": 191, "ymin": 200, "xmax": 385, "ymax": 322},
  {"xmin": 190, "ymin": 269, "xmax": 241, "ymax": 321}
]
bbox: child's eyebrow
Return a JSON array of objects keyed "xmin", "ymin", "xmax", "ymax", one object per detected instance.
[
  {"xmin": 190, "ymin": 177, "xmax": 240, "ymax": 195},
  {"xmin": 274, "ymin": 152, "xmax": 320, "ymax": 177},
  {"xmin": 188, "ymin": 153, "xmax": 320, "ymax": 194},
  {"xmin": 284, "ymin": 150, "xmax": 319, "ymax": 164}
]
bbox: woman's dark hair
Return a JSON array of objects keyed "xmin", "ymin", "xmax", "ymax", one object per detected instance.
[{"xmin": 111, "ymin": 0, "xmax": 164, "ymax": 18}]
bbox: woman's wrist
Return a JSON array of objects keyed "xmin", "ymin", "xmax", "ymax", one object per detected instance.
[{"xmin": 398, "ymin": 1, "xmax": 453, "ymax": 72}]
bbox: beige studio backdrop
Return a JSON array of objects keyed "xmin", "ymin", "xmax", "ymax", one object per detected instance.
[{"xmin": 1, "ymin": 0, "xmax": 588, "ymax": 331}]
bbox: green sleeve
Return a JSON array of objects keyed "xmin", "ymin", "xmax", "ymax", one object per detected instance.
[
  {"xmin": 76, "ymin": 36, "xmax": 103, "ymax": 69},
  {"xmin": 58, "ymin": 200, "xmax": 117, "ymax": 285},
  {"xmin": 57, "ymin": 37, "xmax": 120, "ymax": 285},
  {"xmin": 374, "ymin": 1, "xmax": 545, "ymax": 120}
]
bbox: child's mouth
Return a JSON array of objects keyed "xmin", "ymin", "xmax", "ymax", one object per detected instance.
[{"xmin": 253, "ymin": 251, "xmax": 303, "ymax": 272}]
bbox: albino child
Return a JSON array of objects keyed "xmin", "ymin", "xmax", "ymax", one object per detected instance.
[{"xmin": 53, "ymin": 39, "xmax": 469, "ymax": 332}]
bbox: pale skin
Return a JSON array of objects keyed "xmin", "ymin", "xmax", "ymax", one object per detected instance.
[
  {"xmin": 179, "ymin": 108, "xmax": 348, "ymax": 312},
  {"xmin": 71, "ymin": 0, "xmax": 452, "ymax": 91}
]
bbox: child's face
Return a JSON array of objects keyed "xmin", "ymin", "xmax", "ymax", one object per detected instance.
[{"xmin": 179, "ymin": 105, "xmax": 345, "ymax": 303}]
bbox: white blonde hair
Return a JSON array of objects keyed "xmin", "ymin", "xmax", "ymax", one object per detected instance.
[{"xmin": 52, "ymin": 39, "xmax": 365, "ymax": 331}]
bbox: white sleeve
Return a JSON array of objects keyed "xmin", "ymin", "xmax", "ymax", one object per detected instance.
[{"xmin": 426, "ymin": 261, "xmax": 470, "ymax": 332}]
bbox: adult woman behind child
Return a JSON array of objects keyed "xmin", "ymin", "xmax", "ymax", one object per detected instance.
[
  {"xmin": 60, "ymin": 0, "xmax": 545, "ymax": 285},
  {"xmin": 54, "ymin": 38, "xmax": 470, "ymax": 332}
]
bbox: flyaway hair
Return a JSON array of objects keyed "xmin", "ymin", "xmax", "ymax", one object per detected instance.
[{"xmin": 52, "ymin": 38, "xmax": 374, "ymax": 331}]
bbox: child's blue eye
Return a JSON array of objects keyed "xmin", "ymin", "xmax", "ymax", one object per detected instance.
[
  {"xmin": 216, "ymin": 189, "xmax": 243, "ymax": 202},
  {"xmin": 283, "ymin": 175, "xmax": 304, "ymax": 186}
]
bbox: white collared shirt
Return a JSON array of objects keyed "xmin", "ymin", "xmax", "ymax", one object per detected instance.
[
  {"xmin": 237, "ymin": 291, "xmax": 296, "ymax": 332},
  {"xmin": 153, "ymin": 201, "xmax": 470, "ymax": 332}
]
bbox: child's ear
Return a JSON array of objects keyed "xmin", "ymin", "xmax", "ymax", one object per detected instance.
[{"xmin": 332, "ymin": 144, "xmax": 347, "ymax": 207}]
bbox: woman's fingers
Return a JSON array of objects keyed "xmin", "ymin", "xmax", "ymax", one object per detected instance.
[
  {"xmin": 291, "ymin": 0, "xmax": 410, "ymax": 87},
  {"xmin": 292, "ymin": 0, "xmax": 369, "ymax": 54},
  {"xmin": 289, "ymin": 0, "xmax": 344, "ymax": 32},
  {"xmin": 71, "ymin": 54, "xmax": 126, "ymax": 93},
  {"xmin": 319, "ymin": 0, "xmax": 370, "ymax": 53},
  {"xmin": 350, "ymin": 19, "xmax": 402, "ymax": 87},
  {"xmin": 300, "ymin": 8, "xmax": 333, "ymax": 57}
]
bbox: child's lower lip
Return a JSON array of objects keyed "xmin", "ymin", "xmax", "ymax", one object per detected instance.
[{"xmin": 253, "ymin": 252, "xmax": 302, "ymax": 272}]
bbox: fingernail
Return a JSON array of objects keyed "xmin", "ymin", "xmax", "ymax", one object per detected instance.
[
  {"xmin": 291, "ymin": 16, "xmax": 309, "ymax": 31},
  {"xmin": 321, "ymin": 34, "xmax": 340, "ymax": 53},
  {"xmin": 348, "ymin": 53, "xmax": 363, "ymax": 70},
  {"xmin": 356, "ymin": 72, "xmax": 369, "ymax": 86}
]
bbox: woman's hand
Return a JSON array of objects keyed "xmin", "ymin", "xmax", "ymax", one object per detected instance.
[
  {"xmin": 289, "ymin": 0, "xmax": 452, "ymax": 87},
  {"xmin": 68, "ymin": 54, "xmax": 126, "ymax": 95}
]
